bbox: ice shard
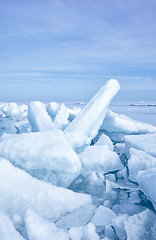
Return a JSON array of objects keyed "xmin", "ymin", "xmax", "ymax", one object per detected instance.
[
  {"xmin": 0, "ymin": 130, "xmax": 81, "ymax": 187},
  {"xmin": 25, "ymin": 209, "xmax": 69, "ymax": 240},
  {"xmin": 0, "ymin": 159, "xmax": 92, "ymax": 231},
  {"xmin": 0, "ymin": 211, "xmax": 24, "ymax": 240},
  {"xmin": 100, "ymin": 109, "xmax": 156, "ymax": 134},
  {"xmin": 137, "ymin": 168, "xmax": 156, "ymax": 210},
  {"xmin": 125, "ymin": 133, "xmax": 156, "ymax": 158},
  {"xmin": 28, "ymin": 101, "xmax": 54, "ymax": 132},
  {"xmin": 64, "ymin": 79, "xmax": 120, "ymax": 153},
  {"xmin": 128, "ymin": 148, "xmax": 156, "ymax": 182}
]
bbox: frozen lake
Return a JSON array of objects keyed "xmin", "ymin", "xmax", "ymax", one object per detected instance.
[{"xmin": 66, "ymin": 101, "xmax": 156, "ymax": 126}]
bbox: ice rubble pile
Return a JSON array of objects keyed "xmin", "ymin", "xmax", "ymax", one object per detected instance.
[{"xmin": 0, "ymin": 79, "xmax": 156, "ymax": 240}]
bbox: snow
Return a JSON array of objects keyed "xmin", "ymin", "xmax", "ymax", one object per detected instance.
[
  {"xmin": 82, "ymin": 223, "xmax": 100, "ymax": 240},
  {"xmin": 125, "ymin": 133, "xmax": 156, "ymax": 158},
  {"xmin": 0, "ymin": 130, "xmax": 81, "ymax": 187},
  {"xmin": 94, "ymin": 133, "xmax": 114, "ymax": 151},
  {"xmin": 124, "ymin": 209, "xmax": 156, "ymax": 240},
  {"xmin": 69, "ymin": 223, "xmax": 100, "ymax": 240},
  {"xmin": 25, "ymin": 209, "xmax": 69, "ymax": 240},
  {"xmin": 64, "ymin": 79, "xmax": 120, "ymax": 153},
  {"xmin": 28, "ymin": 101, "xmax": 54, "ymax": 132},
  {"xmin": 0, "ymin": 211, "xmax": 24, "ymax": 240},
  {"xmin": 0, "ymin": 159, "xmax": 92, "ymax": 233},
  {"xmin": 68, "ymin": 227, "xmax": 82, "ymax": 240},
  {"xmin": 137, "ymin": 168, "xmax": 156, "ymax": 210},
  {"xmin": 101, "ymin": 109, "xmax": 156, "ymax": 134},
  {"xmin": 128, "ymin": 148, "xmax": 156, "ymax": 182},
  {"xmin": 79, "ymin": 145, "xmax": 122, "ymax": 174},
  {"xmin": 91, "ymin": 205, "xmax": 117, "ymax": 226}
]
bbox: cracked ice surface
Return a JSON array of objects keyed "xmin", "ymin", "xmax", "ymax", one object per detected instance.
[{"xmin": 0, "ymin": 79, "xmax": 156, "ymax": 239}]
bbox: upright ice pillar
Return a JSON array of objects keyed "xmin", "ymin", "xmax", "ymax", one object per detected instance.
[
  {"xmin": 28, "ymin": 101, "xmax": 54, "ymax": 132},
  {"xmin": 64, "ymin": 79, "xmax": 120, "ymax": 153}
]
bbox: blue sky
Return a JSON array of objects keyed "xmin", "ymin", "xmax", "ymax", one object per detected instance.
[{"xmin": 0, "ymin": 0, "xmax": 156, "ymax": 102}]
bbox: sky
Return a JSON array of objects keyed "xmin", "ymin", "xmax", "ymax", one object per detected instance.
[{"xmin": 0, "ymin": 0, "xmax": 156, "ymax": 102}]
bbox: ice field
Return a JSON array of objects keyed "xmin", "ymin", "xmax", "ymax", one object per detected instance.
[{"xmin": 0, "ymin": 79, "xmax": 156, "ymax": 239}]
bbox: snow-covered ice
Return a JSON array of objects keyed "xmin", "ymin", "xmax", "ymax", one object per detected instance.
[
  {"xmin": 69, "ymin": 223, "xmax": 100, "ymax": 240},
  {"xmin": 28, "ymin": 101, "xmax": 54, "ymax": 132},
  {"xmin": 0, "ymin": 159, "xmax": 91, "ymax": 234},
  {"xmin": 25, "ymin": 209, "xmax": 69, "ymax": 240},
  {"xmin": 101, "ymin": 109, "xmax": 156, "ymax": 134},
  {"xmin": 53, "ymin": 103, "xmax": 69, "ymax": 129},
  {"xmin": 91, "ymin": 205, "xmax": 117, "ymax": 226},
  {"xmin": 67, "ymin": 106, "xmax": 81, "ymax": 122},
  {"xmin": 64, "ymin": 79, "xmax": 120, "ymax": 152},
  {"xmin": 0, "ymin": 211, "xmax": 24, "ymax": 240},
  {"xmin": 128, "ymin": 148, "xmax": 156, "ymax": 182},
  {"xmin": 0, "ymin": 102, "xmax": 27, "ymax": 118},
  {"xmin": 0, "ymin": 130, "xmax": 81, "ymax": 187},
  {"xmin": 125, "ymin": 133, "xmax": 156, "ymax": 158},
  {"xmin": 94, "ymin": 133, "xmax": 114, "ymax": 151},
  {"xmin": 0, "ymin": 79, "xmax": 156, "ymax": 239},
  {"xmin": 79, "ymin": 145, "xmax": 123, "ymax": 174},
  {"xmin": 114, "ymin": 143, "xmax": 125, "ymax": 156}
]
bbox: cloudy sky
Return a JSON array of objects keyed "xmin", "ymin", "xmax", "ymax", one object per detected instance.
[{"xmin": 0, "ymin": 0, "xmax": 156, "ymax": 102}]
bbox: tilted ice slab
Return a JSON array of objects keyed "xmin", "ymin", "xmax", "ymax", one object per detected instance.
[
  {"xmin": 111, "ymin": 214, "xmax": 128, "ymax": 240},
  {"xmin": 128, "ymin": 148, "xmax": 156, "ymax": 182},
  {"xmin": 100, "ymin": 109, "xmax": 156, "ymax": 134},
  {"xmin": 64, "ymin": 79, "xmax": 120, "ymax": 153},
  {"xmin": 79, "ymin": 145, "xmax": 123, "ymax": 174},
  {"xmin": 0, "ymin": 211, "xmax": 24, "ymax": 240},
  {"xmin": 124, "ymin": 209, "xmax": 156, "ymax": 240},
  {"xmin": 56, "ymin": 204, "xmax": 96, "ymax": 229},
  {"xmin": 25, "ymin": 209, "xmax": 69, "ymax": 240},
  {"xmin": 28, "ymin": 101, "xmax": 54, "ymax": 132},
  {"xmin": 53, "ymin": 103, "xmax": 69, "ymax": 130},
  {"xmin": 94, "ymin": 133, "xmax": 114, "ymax": 151},
  {"xmin": 91, "ymin": 205, "xmax": 117, "ymax": 226},
  {"xmin": 0, "ymin": 130, "xmax": 81, "ymax": 187},
  {"xmin": 47, "ymin": 101, "xmax": 81, "ymax": 125},
  {"xmin": 125, "ymin": 133, "xmax": 156, "ymax": 158},
  {"xmin": 137, "ymin": 168, "xmax": 156, "ymax": 210},
  {"xmin": 67, "ymin": 106, "xmax": 81, "ymax": 122},
  {"xmin": 0, "ymin": 159, "xmax": 92, "ymax": 231}
]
